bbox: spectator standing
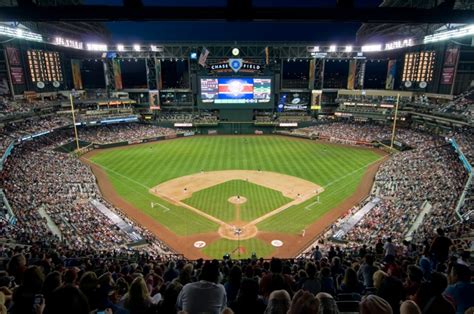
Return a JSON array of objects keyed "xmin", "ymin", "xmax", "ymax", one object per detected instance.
[
  {"xmin": 358, "ymin": 254, "xmax": 378, "ymax": 288},
  {"xmin": 384, "ymin": 238, "xmax": 397, "ymax": 258},
  {"xmin": 430, "ymin": 228, "xmax": 453, "ymax": 268},
  {"xmin": 444, "ymin": 264, "xmax": 474, "ymax": 314},
  {"xmin": 177, "ymin": 261, "xmax": 227, "ymax": 314},
  {"xmin": 312, "ymin": 246, "xmax": 323, "ymax": 261},
  {"xmin": 230, "ymin": 278, "xmax": 265, "ymax": 314}
]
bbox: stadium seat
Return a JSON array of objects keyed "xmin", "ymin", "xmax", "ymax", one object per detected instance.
[
  {"xmin": 337, "ymin": 300, "xmax": 360, "ymax": 313},
  {"xmin": 337, "ymin": 292, "xmax": 362, "ymax": 301}
]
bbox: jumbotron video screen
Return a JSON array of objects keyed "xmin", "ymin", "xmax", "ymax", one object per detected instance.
[{"xmin": 199, "ymin": 77, "xmax": 272, "ymax": 107}]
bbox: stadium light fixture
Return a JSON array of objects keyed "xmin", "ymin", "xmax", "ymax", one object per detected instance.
[
  {"xmin": 329, "ymin": 45, "xmax": 337, "ymax": 52},
  {"xmin": 424, "ymin": 24, "xmax": 474, "ymax": 43},
  {"xmin": 133, "ymin": 44, "xmax": 141, "ymax": 51},
  {"xmin": 86, "ymin": 43, "xmax": 107, "ymax": 51},
  {"xmin": 0, "ymin": 25, "xmax": 42, "ymax": 41},
  {"xmin": 190, "ymin": 52, "xmax": 198, "ymax": 59},
  {"xmin": 345, "ymin": 45, "xmax": 352, "ymax": 52},
  {"xmin": 117, "ymin": 44, "xmax": 125, "ymax": 51},
  {"xmin": 150, "ymin": 45, "xmax": 159, "ymax": 52},
  {"xmin": 361, "ymin": 44, "xmax": 382, "ymax": 52}
]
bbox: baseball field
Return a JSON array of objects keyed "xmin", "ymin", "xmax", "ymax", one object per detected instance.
[{"xmin": 83, "ymin": 135, "xmax": 385, "ymax": 259}]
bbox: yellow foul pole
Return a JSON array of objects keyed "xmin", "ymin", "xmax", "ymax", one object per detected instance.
[
  {"xmin": 69, "ymin": 93, "xmax": 80, "ymax": 152},
  {"xmin": 390, "ymin": 93, "xmax": 400, "ymax": 150}
]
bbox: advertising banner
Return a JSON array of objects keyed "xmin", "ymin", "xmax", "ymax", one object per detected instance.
[
  {"xmin": 311, "ymin": 90, "xmax": 322, "ymax": 110},
  {"xmin": 385, "ymin": 60, "xmax": 397, "ymax": 90},
  {"xmin": 10, "ymin": 67, "xmax": 24, "ymax": 84},
  {"xmin": 443, "ymin": 47, "xmax": 459, "ymax": 67},
  {"xmin": 6, "ymin": 47, "xmax": 20, "ymax": 66},
  {"xmin": 441, "ymin": 67, "xmax": 455, "ymax": 84},
  {"xmin": 347, "ymin": 60, "xmax": 356, "ymax": 90},
  {"xmin": 440, "ymin": 47, "xmax": 459, "ymax": 85},
  {"xmin": 308, "ymin": 59, "xmax": 315, "ymax": 89},
  {"xmin": 112, "ymin": 59, "xmax": 123, "ymax": 90},
  {"xmin": 71, "ymin": 59, "xmax": 83, "ymax": 90},
  {"xmin": 149, "ymin": 90, "xmax": 160, "ymax": 110},
  {"xmin": 198, "ymin": 47, "xmax": 209, "ymax": 67}
]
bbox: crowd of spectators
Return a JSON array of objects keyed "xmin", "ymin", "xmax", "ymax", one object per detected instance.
[
  {"xmin": 434, "ymin": 89, "xmax": 474, "ymax": 121},
  {"xmin": 0, "ymin": 113, "xmax": 471, "ymax": 313},
  {"xmin": 2, "ymin": 116, "xmax": 72, "ymax": 139},
  {"xmin": 76, "ymin": 124, "xmax": 180, "ymax": 144},
  {"xmin": 451, "ymin": 127, "xmax": 474, "ymax": 164},
  {"xmin": 1, "ymin": 131, "xmax": 174, "ymax": 258},
  {"xmin": 410, "ymin": 89, "xmax": 474, "ymax": 122},
  {"xmin": 294, "ymin": 122, "xmax": 438, "ymax": 149},
  {"xmin": 0, "ymin": 98, "xmax": 59, "ymax": 116},
  {"xmin": 0, "ymin": 233, "xmax": 472, "ymax": 314},
  {"xmin": 295, "ymin": 122, "xmax": 472, "ymax": 256},
  {"xmin": 342, "ymin": 144, "xmax": 467, "ymax": 248}
]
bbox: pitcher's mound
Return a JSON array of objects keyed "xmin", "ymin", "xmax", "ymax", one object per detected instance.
[{"xmin": 228, "ymin": 196, "xmax": 247, "ymax": 204}]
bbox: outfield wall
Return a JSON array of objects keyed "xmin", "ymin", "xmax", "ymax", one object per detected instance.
[{"xmin": 155, "ymin": 121, "xmax": 317, "ymax": 135}]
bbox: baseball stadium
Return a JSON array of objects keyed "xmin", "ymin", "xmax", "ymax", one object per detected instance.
[{"xmin": 0, "ymin": 1, "xmax": 473, "ymax": 314}]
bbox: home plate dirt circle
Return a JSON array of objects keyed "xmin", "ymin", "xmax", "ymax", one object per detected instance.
[
  {"xmin": 228, "ymin": 196, "xmax": 248, "ymax": 204},
  {"xmin": 271, "ymin": 240, "xmax": 284, "ymax": 247},
  {"xmin": 193, "ymin": 241, "xmax": 206, "ymax": 248}
]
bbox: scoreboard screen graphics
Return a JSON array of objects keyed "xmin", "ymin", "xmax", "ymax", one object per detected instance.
[
  {"xmin": 277, "ymin": 92, "xmax": 310, "ymax": 112},
  {"xmin": 200, "ymin": 77, "xmax": 272, "ymax": 106}
]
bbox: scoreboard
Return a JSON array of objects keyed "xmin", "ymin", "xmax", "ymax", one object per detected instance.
[{"xmin": 198, "ymin": 77, "xmax": 273, "ymax": 108}]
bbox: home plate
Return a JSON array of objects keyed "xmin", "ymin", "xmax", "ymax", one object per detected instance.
[
  {"xmin": 271, "ymin": 240, "xmax": 283, "ymax": 247},
  {"xmin": 194, "ymin": 241, "xmax": 206, "ymax": 248}
]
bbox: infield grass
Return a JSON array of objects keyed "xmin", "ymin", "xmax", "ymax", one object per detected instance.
[
  {"xmin": 88, "ymin": 135, "xmax": 382, "ymax": 258},
  {"xmin": 183, "ymin": 179, "xmax": 292, "ymax": 222}
]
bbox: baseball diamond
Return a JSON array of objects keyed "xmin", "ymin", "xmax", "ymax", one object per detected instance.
[{"xmin": 83, "ymin": 135, "xmax": 385, "ymax": 259}]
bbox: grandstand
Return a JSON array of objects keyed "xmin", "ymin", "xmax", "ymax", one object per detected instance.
[{"xmin": 0, "ymin": 1, "xmax": 473, "ymax": 314}]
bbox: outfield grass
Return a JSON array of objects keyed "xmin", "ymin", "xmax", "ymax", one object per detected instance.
[
  {"xmin": 89, "ymin": 135, "xmax": 381, "ymax": 258},
  {"xmin": 183, "ymin": 179, "xmax": 292, "ymax": 222}
]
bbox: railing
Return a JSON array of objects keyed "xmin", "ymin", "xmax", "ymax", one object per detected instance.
[
  {"xmin": 448, "ymin": 138, "xmax": 473, "ymax": 221},
  {"xmin": 0, "ymin": 189, "xmax": 16, "ymax": 225},
  {"xmin": 455, "ymin": 173, "xmax": 473, "ymax": 221}
]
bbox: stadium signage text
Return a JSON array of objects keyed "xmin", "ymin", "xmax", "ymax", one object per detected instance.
[
  {"xmin": 385, "ymin": 38, "xmax": 413, "ymax": 51},
  {"xmin": 279, "ymin": 122, "xmax": 298, "ymax": 127},
  {"xmin": 174, "ymin": 123, "xmax": 193, "ymax": 127},
  {"xmin": 210, "ymin": 60, "xmax": 262, "ymax": 73},
  {"xmin": 53, "ymin": 37, "xmax": 84, "ymax": 50}
]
